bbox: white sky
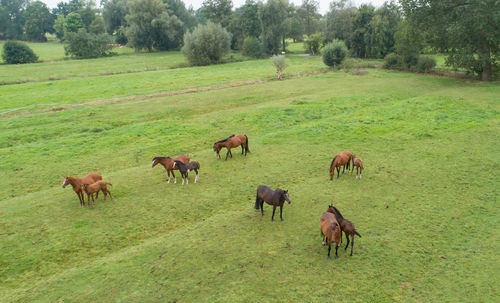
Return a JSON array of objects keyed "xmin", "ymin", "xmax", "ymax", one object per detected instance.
[{"xmin": 40, "ymin": 0, "xmax": 388, "ymax": 15}]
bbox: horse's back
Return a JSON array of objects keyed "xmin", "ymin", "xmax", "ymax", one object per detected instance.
[
  {"xmin": 175, "ymin": 154, "xmax": 190, "ymax": 163},
  {"xmin": 83, "ymin": 173, "xmax": 102, "ymax": 184}
]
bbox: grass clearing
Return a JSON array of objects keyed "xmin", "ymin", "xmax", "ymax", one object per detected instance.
[{"xmin": 0, "ymin": 52, "xmax": 499, "ymax": 302}]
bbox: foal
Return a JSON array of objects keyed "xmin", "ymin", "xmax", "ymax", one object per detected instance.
[
  {"xmin": 329, "ymin": 151, "xmax": 352, "ymax": 180},
  {"xmin": 82, "ymin": 181, "xmax": 113, "ymax": 207},
  {"xmin": 320, "ymin": 207, "xmax": 341, "ymax": 259},
  {"xmin": 172, "ymin": 160, "xmax": 200, "ymax": 184},
  {"xmin": 62, "ymin": 173, "xmax": 102, "ymax": 206},
  {"xmin": 351, "ymin": 154, "xmax": 364, "ymax": 179},
  {"xmin": 254, "ymin": 185, "xmax": 291, "ymax": 221},
  {"xmin": 329, "ymin": 206, "xmax": 361, "ymax": 256}
]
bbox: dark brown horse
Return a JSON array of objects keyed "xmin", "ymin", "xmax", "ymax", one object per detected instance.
[
  {"xmin": 62, "ymin": 173, "xmax": 102, "ymax": 206},
  {"xmin": 321, "ymin": 206, "xmax": 342, "ymax": 259},
  {"xmin": 152, "ymin": 155, "xmax": 190, "ymax": 183},
  {"xmin": 254, "ymin": 185, "xmax": 291, "ymax": 221},
  {"xmin": 329, "ymin": 205, "xmax": 361, "ymax": 256},
  {"xmin": 351, "ymin": 154, "xmax": 364, "ymax": 179},
  {"xmin": 213, "ymin": 134, "xmax": 249, "ymax": 160},
  {"xmin": 329, "ymin": 150, "xmax": 352, "ymax": 180},
  {"xmin": 172, "ymin": 160, "xmax": 200, "ymax": 184}
]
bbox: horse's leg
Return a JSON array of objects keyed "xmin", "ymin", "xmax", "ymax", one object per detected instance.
[
  {"xmin": 260, "ymin": 201, "xmax": 264, "ymax": 216},
  {"xmin": 345, "ymin": 233, "xmax": 350, "ymax": 250},
  {"xmin": 107, "ymin": 190, "xmax": 113, "ymax": 200},
  {"xmin": 335, "ymin": 242, "xmax": 339, "ymax": 259},
  {"xmin": 350, "ymin": 235, "xmax": 355, "ymax": 256},
  {"xmin": 95, "ymin": 189, "xmax": 99, "ymax": 200},
  {"xmin": 241, "ymin": 144, "xmax": 244, "ymax": 155},
  {"xmin": 271, "ymin": 205, "xmax": 276, "ymax": 221},
  {"xmin": 194, "ymin": 170, "xmax": 198, "ymax": 183},
  {"xmin": 280, "ymin": 205, "xmax": 283, "ymax": 221},
  {"xmin": 328, "ymin": 244, "xmax": 331, "ymax": 260},
  {"xmin": 359, "ymin": 168, "xmax": 362, "ymax": 179},
  {"xmin": 167, "ymin": 170, "xmax": 171, "ymax": 183},
  {"xmin": 225, "ymin": 148, "xmax": 230, "ymax": 160},
  {"xmin": 342, "ymin": 164, "xmax": 345, "ymax": 174},
  {"xmin": 172, "ymin": 171, "xmax": 177, "ymax": 184},
  {"xmin": 76, "ymin": 192, "xmax": 82, "ymax": 206},
  {"xmin": 102, "ymin": 189, "xmax": 106, "ymax": 201},
  {"xmin": 336, "ymin": 167, "xmax": 340, "ymax": 178},
  {"xmin": 186, "ymin": 173, "xmax": 189, "ymax": 185}
]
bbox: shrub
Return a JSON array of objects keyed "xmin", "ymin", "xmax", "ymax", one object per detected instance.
[
  {"xmin": 416, "ymin": 56, "xmax": 436, "ymax": 73},
  {"xmin": 322, "ymin": 40, "xmax": 348, "ymax": 67},
  {"xmin": 271, "ymin": 55, "xmax": 290, "ymax": 80},
  {"xmin": 304, "ymin": 33, "xmax": 325, "ymax": 55},
  {"xmin": 242, "ymin": 36, "xmax": 264, "ymax": 58},
  {"xmin": 384, "ymin": 53, "xmax": 404, "ymax": 70},
  {"xmin": 64, "ymin": 29, "xmax": 114, "ymax": 59},
  {"xmin": 181, "ymin": 22, "xmax": 232, "ymax": 66},
  {"xmin": 2, "ymin": 41, "xmax": 38, "ymax": 64}
]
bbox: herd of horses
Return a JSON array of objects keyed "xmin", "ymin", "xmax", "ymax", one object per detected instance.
[{"xmin": 62, "ymin": 134, "xmax": 363, "ymax": 259}]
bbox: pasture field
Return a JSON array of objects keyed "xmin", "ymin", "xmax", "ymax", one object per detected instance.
[{"xmin": 0, "ymin": 51, "xmax": 499, "ymax": 302}]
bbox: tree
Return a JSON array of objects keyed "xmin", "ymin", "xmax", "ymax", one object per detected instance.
[
  {"xmin": 102, "ymin": 0, "xmax": 129, "ymax": 34},
  {"xmin": 64, "ymin": 28, "xmax": 114, "ymax": 58},
  {"xmin": 394, "ymin": 20, "xmax": 424, "ymax": 68},
  {"xmin": 242, "ymin": 36, "xmax": 264, "ymax": 58},
  {"xmin": 239, "ymin": 0, "xmax": 260, "ymax": 38},
  {"xmin": 24, "ymin": 1, "xmax": 53, "ymax": 41},
  {"xmin": 350, "ymin": 4, "xmax": 374, "ymax": 58},
  {"xmin": 201, "ymin": 0, "xmax": 232, "ymax": 28},
  {"xmin": 304, "ymin": 32, "xmax": 324, "ymax": 55},
  {"xmin": 325, "ymin": 0, "xmax": 357, "ymax": 47},
  {"xmin": 53, "ymin": 14, "xmax": 65, "ymax": 40},
  {"xmin": 64, "ymin": 12, "xmax": 85, "ymax": 33},
  {"xmin": 181, "ymin": 21, "xmax": 231, "ymax": 65},
  {"xmin": 125, "ymin": 0, "xmax": 183, "ymax": 52},
  {"xmin": 0, "ymin": 0, "xmax": 27, "ymax": 39},
  {"xmin": 271, "ymin": 54, "xmax": 289, "ymax": 80},
  {"xmin": 89, "ymin": 15, "xmax": 105, "ymax": 34},
  {"xmin": 297, "ymin": 0, "xmax": 320, "ymax": 36},
  {"xmin": 260, "ymin": 0, "xmax": 288, "ymax": 54},
  {"xmin": 322, "ymin": 40, "xmax": 347, "ymax": 67},
  {"xmin": 400, "ymin": 0, "xmax": 500, "ymax": 80},
  {"xmin": 2, "ymin": 40, "xmax": 38, "ymax": 63},
  {"xmin": 364, "ymin": 2, "xmax": 400, "ymax": 58}
]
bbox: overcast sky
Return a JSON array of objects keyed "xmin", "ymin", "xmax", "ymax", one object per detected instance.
[{"xmin": 40, "ymin": 0, "xmax": 388, "ymax": 14}]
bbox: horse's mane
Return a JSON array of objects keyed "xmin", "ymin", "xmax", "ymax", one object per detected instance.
[
  {"xmin": 330, "ymin": 156, "xmax": 337, "ymax": 170},
  {"xmin": 332, "ymin": 206, "xmax": 344, "ymax": 219},
  {"xmin": 215, "ymin": 134, "xmax": 235, "ymax": 144},
  {"xmin": 153, "ymin": 156, "xmax": 171, "ymax": 161}
]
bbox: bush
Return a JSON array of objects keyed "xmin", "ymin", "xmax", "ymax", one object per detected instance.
[
  {"xmin": 322, "ymin": 40, "xmax": 348, "ymax": 67},
  {"xmin": 384, "ymin": 53, "xmax": 404, "ymax": 70},
  {"xmin": 271, "ymin": 55, "xmax": 290, "ymax": 80},
  {"xmin": 416, "ymin": 56, "xmax": 436, "ymax": 73},
  {"xmin": 242, "ymin": 36, "xmax": 264, "ymax": 58},
  {"xmin": 181, "ymin": 22, "xmax": 232, "ymax": 66},
  {"xmin": 64, "ymin": 29, "xmax": 115, "ymax": 59},
  {"xmin": 304, "ymin": 33, "xmax": 325, "ymax": 55},
  {"xmin": 2, "ymin": 41, "xmax": 38, "ymax": 64}
]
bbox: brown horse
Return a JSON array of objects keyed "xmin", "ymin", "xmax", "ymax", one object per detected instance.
[
  {"xmin": 82, "ymin": 181, "xmax": 113, "ymax": 207},
  {"xmin": 329, "ymin": 150, "xmax": 352, "ymax": 180},
  {"xmin": 329, "ymin": 206, "xmax": 361, "ymax": 256},
  {"xmin": 213, "ymin": 134, "xmax": 249, "ymax": 160},
  {"xmin": 351, "ymin": 154, "xmax": 364, "ymax": 179},
  {"xmin": 321, "ymin": 206, "xmax": 342, "ymax": 259},
  {"xmin": 152, "ymin": 155, "xmax": 190, "ymax": 183},
  {"xmin": 172, "ymin": 160, "xmax": 201, "ymax": 184},
  {"xmin": 254, "ymin": 185, "xmax": 291, "ymax": 221},
  {"xmin": 62, "ymin": 173, "xmax": 102, "ymax": 206}
]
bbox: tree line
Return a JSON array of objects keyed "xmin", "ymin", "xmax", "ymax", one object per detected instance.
[{"xmin": 1, "ymin": 0, "xmax": 497, "ymax": 79}]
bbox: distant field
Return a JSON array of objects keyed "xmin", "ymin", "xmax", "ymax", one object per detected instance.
[{"xmin": 0, "ymin": 46, "xmax": 499, "ymax": 302}]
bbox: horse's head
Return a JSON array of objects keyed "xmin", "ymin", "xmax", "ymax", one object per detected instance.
[
  {"xmin": 152, "ymin": 157, "xmax": 162, "ymax": 168},
  {"xmin": 327, "ymin": 205, "xmax": 335, "ymax": 213},
  {"xmin": 62, "ymin": 177, "xmax": 69, "ymax": 188},
  {"xmin": 282, "ymin": 190, "xmax": 291, "ymax": 204},
  {"xmin": 213, "ymin": 143, "xmax": 222, "ymax": 158}
]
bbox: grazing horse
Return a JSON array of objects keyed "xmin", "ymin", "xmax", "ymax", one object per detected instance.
[
  {"xmin": 152, "ymin": 155, "xmax": 190, "ymax": 183},
  {"xmin": 213, "ymin": 134, "xmax": 249, "ymax": 160},
  {"xmin": 62, "ymin": 173, "xmax": 102, "ymax": 206},
  {"xmin": 321, "ymin": 206, "xmax": 342, "ymax": 259},
  {"xmin": 82, "ymin": 181, "xmax": 113, "ymax": 207},
  {"xmin": 329, "ymin": 205, "xmax": 361, "ymax": 256},
  {"xmin": 351, "ymin": 154, "xmax": 364, "ymax": 179},
  {"xmin": 172, "ymin": 160, "xmax": 200, "ymax": 184},
  {"xmin": 329, "ymin": 150, "xmax": 352, "ymax": 180},
  {"xmin": 254, "ymin": 185, "xmax": 291, "ymax": 221}
]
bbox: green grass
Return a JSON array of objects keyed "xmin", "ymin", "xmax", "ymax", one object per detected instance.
[{"xmin": 0, "ymin": 52, "xmax": 499, "ymax": 302}]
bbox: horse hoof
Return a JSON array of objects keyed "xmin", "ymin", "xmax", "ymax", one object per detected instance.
[
  {"xmin": 281, "ymin": 218, "xmax": 283, "ymax": 221},
  {"xmin": 335, "ymin": 255, "xmax": 338, "ymax": 259},
  {"xmin": 328, "ymin": 256, "xmax": 331, "ymax": 260}
]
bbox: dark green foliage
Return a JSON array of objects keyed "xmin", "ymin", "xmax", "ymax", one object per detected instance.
[
  {"xmin": 201, "ymin": 0, "xmax": 233, "ymax": 28},
  {"xmin": 239, "ymin": 0, "xmax": 261, "ymax": 38},
  {"xmin": 181, "ymin": 22, "xmax": 231, "ymax": 65},
  {"xmin": 242, "ymin": 36, "xmax": 264, "ymax": 58},
  {"xmin": 0, "ymin": 0, "xmax": 25, "ymax": 40},
  {"xmin": 102, "ymin": 0, "xmax": 129, "ymax": 34},
  {"xmin": 2, "ymin": 40, "xmax": 38, "ymax": 64},
  {"xmin": 350, "ymin": 4, "xmax": 374, "ymax": 58},
  {"xmin": 259, "ymin": 0, "xmax": 288, "ymax": 54},
  {"xmin": 322, "ymin": 40, "xmax": 348, "ymax": 67},
  {"xmin": 64, "ymin": 12, "xmax": 85, "ymax": 33},
  {"xmin": 64, "ymin": 28, "xmax": 114, "ymax": 58},
  {"xmin": 416, "ymin": 56, "xmax": 436, "ymax": 73},
  {"xmin": 304, "ymin": 32, "xmax": 325, "ymax": 55},
  {"xmin": 89, "ymin": 16, "xmax": 105, "ymax": 35},
  {"xmin": 383, "ymin": 53, "xmax": 404, "ymax": 70},
  {"xmin": 23, "ymin": 1, "xmax": 53, "ymax": 42},
  {"xmin": 114, "ymin": 26, "xmax": 128, "ymax": 44},
  {"xmin": 53, "ymin": 15, "xmax": 65, "ymax": 40},
  {"xmin": 394, "ymin": 20, "xmax": 423, "ymax": 68},
  {"xmin": 297, "ymin": 0, "xmax": 320, "ymax": 36}
]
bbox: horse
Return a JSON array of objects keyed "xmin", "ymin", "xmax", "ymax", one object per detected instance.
[
  {"xmin": 213, "ymin": 134, "xmax": 249, "ymax": 160},
  {"xmin": 254, "ymin": 185, "xmax": 291, "ymax": 221},
  {"xmin": 152, "ymin": 155, "xmax": 190, "ymax": 183},
  {"xmin": 351, "ymin": 154, "xmax": 364, "ymax": 179},
  {"xmin": 329, "ymin": 205, "xmax": 361, "ymax": 256},
  {"xmin": 172, "ymin": 160, "xmax": 200, "ymax": 184},
  {"xmin": 82, "ymin": 181, "xmax": 113, "ymax": 207},
  {"xmin": 320, "ymin": 206, "xmax": 342, "ymax": 259},
  {"xmin": 329, "ymin": 150, "xmax": 352, "ymax": 180},
  {"xmin": 62, "ymin": 173, "xmax": 102, "ymax": 206}
]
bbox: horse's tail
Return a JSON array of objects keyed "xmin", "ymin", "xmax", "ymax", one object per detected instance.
[
  {"xmin": 330, "ymin": 156, "xmax": 337, "ymax": 172},
  {"xmin": 105, "ymin": 182, "xmax": 113, "ymax": 187},
  {"xmin": 244, "ymin": 135, "xmax": 250, "ymax": 153},
  {"xmin": 354, "ymin": 230, "xmax": 361, "ymax": 237},
  {"xmin": 255, "ymin": 191, "xmax": 260, "ymax": 210}
]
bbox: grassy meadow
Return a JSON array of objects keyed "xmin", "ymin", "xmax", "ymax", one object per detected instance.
[{"xmin": 0, "ymin": 43, "xmax": 499, "ymax": 302}]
